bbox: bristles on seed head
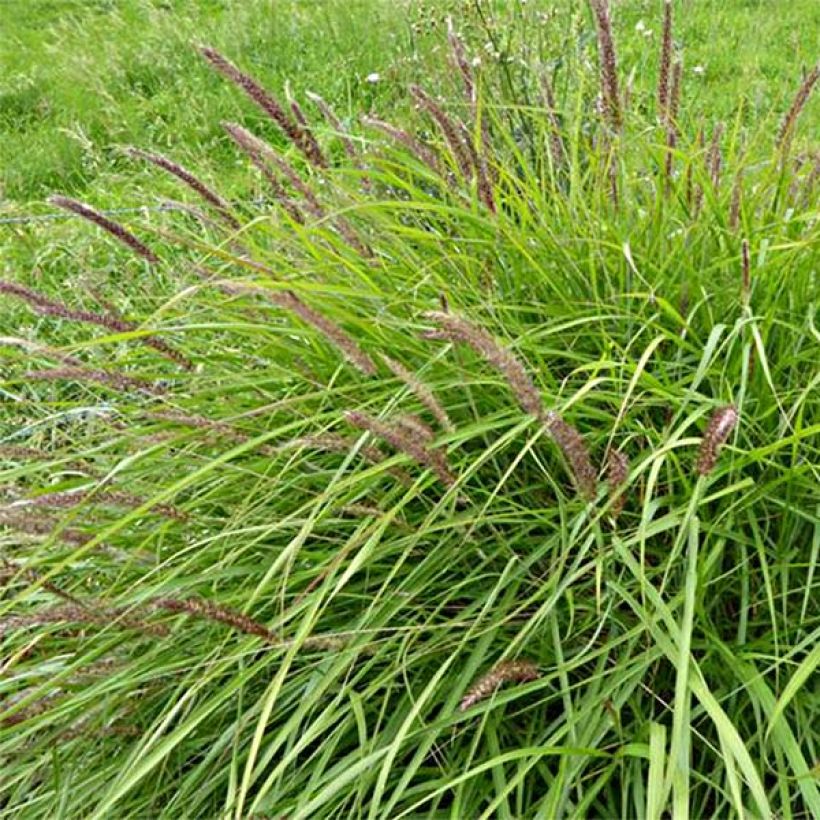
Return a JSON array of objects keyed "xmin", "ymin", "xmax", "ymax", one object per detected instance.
[
  {"xmin": 607, "ymin": 450, "xmax": 629, "ymax": 517},
  {"xmin": 588, "ymin": 0, "xmax": 622, "ymax": 131},
  {"xmin": 696, "ymin": 405, "xmax": 739, "ymax": 476},
  {"xmin": 422, "ymin": 311, "xmax": 544, "ymax": 419},
  {"xmin": 48, "ymin": 196, "xmax": 160, "ymax": 263},
  {"xmin": 545, "ymin": 414, "xmax": 598, "ymax": 500},
  {"xmin": 199, "ymin": 46, "xmax": 327, "ymax": 168},
  {"xmin": 460, "ymin": 660, "xmax": 539, "ymax": 711}
]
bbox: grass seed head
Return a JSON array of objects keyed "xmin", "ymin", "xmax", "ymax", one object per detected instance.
[
  {"xmin": 48, "ymin": 195, "xmax": 160, "ymax": 263},
  {"xmin": 460, "ymin": 659, "xmax": 540, "ymax": 711},
  {"xmin": 696, "ymin": 405, "xmax": 739, "ymax": 476}
]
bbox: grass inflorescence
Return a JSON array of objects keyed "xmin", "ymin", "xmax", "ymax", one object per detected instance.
[{"xmin": 1, "ymin": 1, "xmax": 818, "ymax": 817}]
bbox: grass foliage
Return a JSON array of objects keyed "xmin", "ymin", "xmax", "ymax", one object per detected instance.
[{"xmin": 1, "ymin": 1, "xmax": 818, "ymax": 816}]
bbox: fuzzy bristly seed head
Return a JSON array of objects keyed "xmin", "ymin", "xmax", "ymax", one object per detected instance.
[
  {"xmin": 545, "ymin": 415, "xmax": 598, "ymax": 500},
  {"xmin": 200, "ymin": 46, "xmax": 327, "ymax": 168},
  {"xmin": 696, "ymin": 405, "xmax": 739, "ymax": 476},
  {"xmin": 48, "ymin": 196, "xmax": 160, "ymax": 263},
  {"xmin": 345, "ymin": 411, "xmax": 455, "ymax": 488},
  {"xmin": 423, "ymin": 311, "xmax": 544, "ymax": 419},
  {"xmin": 126, "ymin": 148, "xmax": 240, "ymax": 229},
  {"xmin": 460, "ymin": 660, "xmax": 540, "ymax": 711},
  {"xmin": 588, "ymin": 0, "xmax": 622, "ymax": 131},
  {"xmin": 607, "ymin": 449, "xmax": 629, "ymax": 517}
]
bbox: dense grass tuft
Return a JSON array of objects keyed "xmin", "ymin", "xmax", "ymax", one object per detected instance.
[{"xmin": 1, "ymin": 1, "xmax": 818, "ymax": 817}]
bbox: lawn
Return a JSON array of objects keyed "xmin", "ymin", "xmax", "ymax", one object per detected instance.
[{"xmin": 1, "ymin": 0, "xmax": 818, "ymax": 817}]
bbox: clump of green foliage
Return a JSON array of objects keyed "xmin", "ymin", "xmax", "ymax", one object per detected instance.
[{"xmin": 1, "ymin": 1, "xmax": 818, "ymax": 816}]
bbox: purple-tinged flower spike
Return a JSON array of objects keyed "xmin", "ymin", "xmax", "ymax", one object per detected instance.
[
  {"xmin": 48, "ymin": 196, "xmax": 160, "ymax": 263},
  {"xmin": 588, "ymin": 0, "xmax": 622, "ymax": 132},
  {"xmin": 126, "ymin": 148, "xmax": 240, "ymax": 229},
  {"xmin": 696, "ymin": 405, "xmax": 739, "ymax": 476},
  {"xmin": 199, "ymin": 46, "xmax": 327, "ymax": 168},
  {"xmin": 422, "ymin": 311, "xmax": 544, "ymax": 419},
  {"xmin": 657, "ymin": 0, "xmax": 673, "ymax": 121},
  {"xmin": 345, "ymin": 411, "xmax": 456, "ymax": 488},
  {"xmin": 361, "ymin": 115, "xmax": 443, "ymax": 178},
  {"xmin": 544, "ymin": 413, "xmax": 598, "ymax": 500},
  {"xmin": 777, "ymin": 63, "xmax": 819, "ymax": 158}
]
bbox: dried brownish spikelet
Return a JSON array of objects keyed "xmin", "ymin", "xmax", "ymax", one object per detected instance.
[
  {"xmin": 272, "ymin": 289, "xmax": 376, "ymax": 375},
  {"xmin": 143, "ymin": 409, "xmax": 275, "ymax": 454},
  {"xmin": 692, "ymin": 131, "xmax": 705, "ymax": 215},
  {"xmin": 669, "ymin": 59, "xmax": 683, "ymax": 123},
  {"xmin": 0, "ymin": 511, "xmax": 92, "ymax": 546},
  {"xmin": 394, "ymin": 413, "xmax": 435, "ymax": 442},
  {"xmin": 446, "ymin": 18, "xmax": 494, "ymax": 173},
  {"xmin": 126, "ymin": 148, "xmax": 240, "ymax": 229},
  {"xmin": 221, "ymin": 121, "xmax": 370, "ymax": 256},
  {"xmin": 663, "ymin": 127, "xmax": 677, "ymax": 196},
  {"xmin": 588, "ymin": 0, "xmax": 622, "ymax": 132},
  {"xmin": 154, "ymin": 597, "xmax": 350, "ymax": 651},
  {"xmin": 544, "ymin": 413, "xmax": 598, "ymax": 500},
  {"xmin": 361, "ymin": 115, "xmax": 443, "ymax": 178},
  {"xmin": 460, "ymin": 659, "xmax": 540, "ymax": 711},
  {"xmin": 287, "ymin": 98, "xmax": 325, "ymax": 171},
  {"xmin": 410, "ymin": 85, "xmax": 474, "ymax": 181},
  {"xmin": 1, "ymin": 691, "xmax": 62, "ymax": 727},
  {"xmin": 0, "ymin": 603, "xmax": 169, "ymax": 639},
  {"xmin": 729, "ymin": 170, "xmax": 743, "ymax": 230},
  {"xmin": 382, "ymin": 355, "xmax": 455, "ymax": 433},
  {"xmin": 0, "ymin": 445, "xmax": 49, "ymax": 461},
  {"xmin": 741, "ymin": 239, "xmax": 751, "ymax": 303},
  {"xmin": 5, "ymin": 488, "xmax": 185, "ymax": 521},
  {"xmin": 25, "ymin": 366, "xmax": 166, "ymax": 396},
  {"xmin": 708, "ymin": 122, "xmax": 724, "ymax": 191},
  {"xmin": 222, "ymin": 122, "xmax": 306, "ymax": 223},
  {"xmin": 345, "ymin": 411, "xmax": 456, "ymax": 488},
  {"xmin": 777, "ymin": 63, "xmax": 820, "ymax": 156},
  {"xmin": 0, "ymin": 559, "xmax": 85, "ymax": 606},
  {"xmin": 48, "ymin": 196, "xmax": 159, "ymax": 263},
  {"xmin": 607, "ymin": 140, "xmax": 620, "ymax": 206},
  {"xmin": 290, "ymin": 434, "xmax": 412, "ymax": 484},
  {"xmin": 422, "ymin": 311, "xmax": 544, "ymax": 419},
  {"xmin": 657, "ymin": 0, "xmax": 673, "ymax": 120},
  {"xmin": 663, "ymin": 60, "xmax": 683, "ymax": 194},
  {"xmin": 607, "ymin": 450, "xmax": 629, "ymax": 517},
  {"xmin": 0, "ymin": 280, "xmax": 192, "ymax": 370},
  {"xmin": 59, "ymin": 720, "xmax": 142, "ymax": 741},
  {"xmin": 446, "ymin": 17, "xmax": 475, "ymax": 104},
  {"xmin": 154, "ymin": 597, "xmax": 274, "ymax": 641},
  {"xmin": 457, "ymin": 120, "xmax": 497, "ymax": 212},
  {"xmin": 540, "ymin": 71, "xmax": 567, "ymax": 169},
  {"xmin": 199, "ymin": 46, "xmax": 327, "ymax": 168},
  {"xmin": 696, "ymin": 405, "xmax": 739, "ymax": 476}
]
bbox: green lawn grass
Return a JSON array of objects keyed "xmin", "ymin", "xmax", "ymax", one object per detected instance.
[{"xmin": 1, "ymin": 0, "xmax": 818, "ymax": 817}]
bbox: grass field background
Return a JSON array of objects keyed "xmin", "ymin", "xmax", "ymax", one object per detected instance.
[
  {"xmin": 1, "ymin": 0, "xmax": 818, "ymax": 817},
  {"xmin": 2, "ymin": 0, "xmax": 818, "ymax": 205}
]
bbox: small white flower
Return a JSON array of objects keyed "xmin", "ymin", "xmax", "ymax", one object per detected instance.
[
  {"xmin": 692, "ymin": 65, "xmax": 705, "ymax": 75},
  {"xmin": 365, "ymin": 72, "xmax": 381, "ymax": 84},
  {"xmin": 642, "ymin": 28, "xmax": 654, "ymax": 38},
  {"xmin": 471, "ymin": 56, "xmax": 482, "ymax": 68},
  {"xmin": 635, "ymin": 19, "xmax": 646, "ymax": 32}
]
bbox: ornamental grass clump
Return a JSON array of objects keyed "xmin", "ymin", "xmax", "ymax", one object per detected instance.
[{"xmin": 1, "ymin": 2, "xmax": 818, "ymax": 817}]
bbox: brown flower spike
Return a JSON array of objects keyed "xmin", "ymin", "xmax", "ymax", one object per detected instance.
[
  {"xmin": 460, "ymin": 660, "xmax": 540, "ymax": 711},
  {"xmin": 696, "ymin": 405, "xmax": 739, "ymax": 476}
]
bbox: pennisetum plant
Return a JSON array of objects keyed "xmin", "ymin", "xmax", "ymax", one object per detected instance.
[{"xmin": 1, "ymin": 4, "xmax": 817, "ymax": 817}]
